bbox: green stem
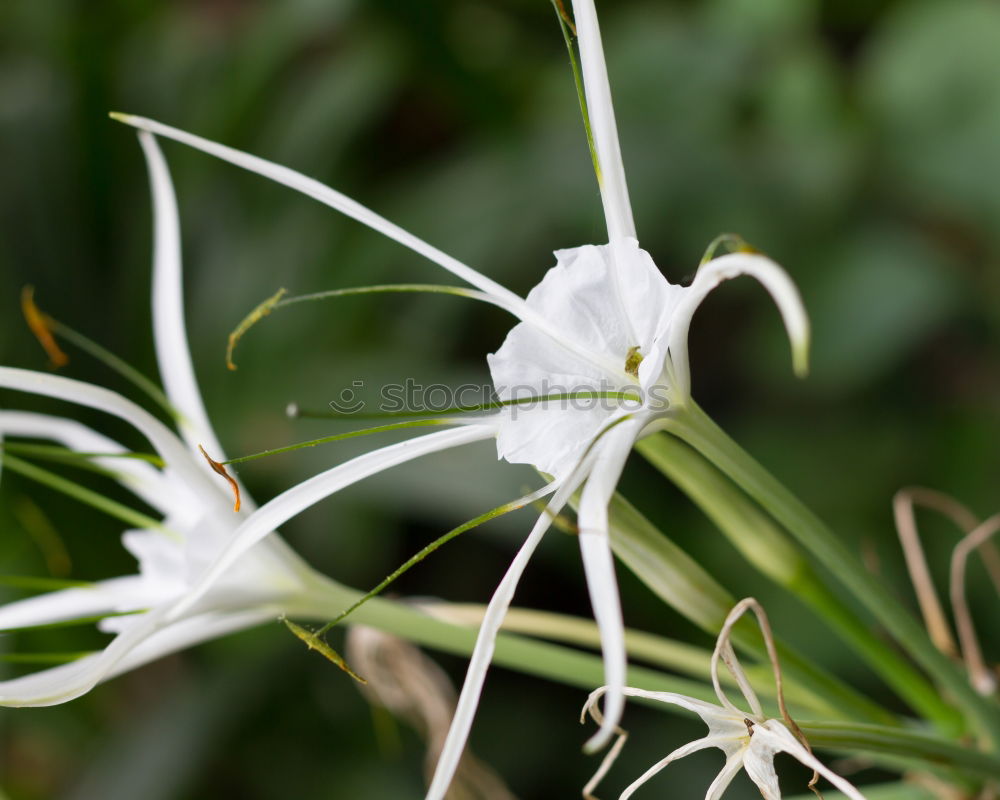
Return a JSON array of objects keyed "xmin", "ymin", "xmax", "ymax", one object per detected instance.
[
  {"xmin": 664, "ymin": 403, "xmax": 1000, "ymax": 744},
  {"xmin": 437, "ymin": 603, "xmax": 837, "ymax": 717},
  {"xmin": 291, "ymin": 575, "xmax": 1000, "ymax": 781},
  {"xmin": 637, "ymin": 432, "xmax": 961, "ymax": 733}
]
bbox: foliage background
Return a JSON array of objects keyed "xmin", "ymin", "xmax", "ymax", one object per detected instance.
[{"xmin": 1, "ymin": 0, "xmax": 998, "ymax": 797}]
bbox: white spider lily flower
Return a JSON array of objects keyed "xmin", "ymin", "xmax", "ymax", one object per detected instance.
[
  {"xmin": 109, "ymin": 1, "xmax": 809, "ymax": 794},
  {"xmin": 0, "ymin": 134, "xmax": 495, "ymax": 706},
  {"xmin": 583, "ymin": 599, "xmax": 866, "ymax": 799}
]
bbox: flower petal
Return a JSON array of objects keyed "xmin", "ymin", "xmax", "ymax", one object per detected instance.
[
  {"xmin": 576, "ymin": 419, "xmax": 642, "ymax": 752},
  {"xmin": 0, "ymin": 577, "xmax": 147, "ymax": 631},
  {"xmin": 425, "ymin": 472, "xmax": 587, "ymax": 800},
  {"xmin": 169, "ymin": 424, "xmax": 497, "ymax": 622},
  {"xmin": 752, "ymin": 720, "xmax": 868, "ymax": 800},
  {"xmin": 667, "ymin": 252, "xmax": 810, "ymax": 400},
  {"xmin": 0, "ymin": 608, "xmax": 165, "ymax": 707},
  {"xmin": 136, "ymin": 132, "xmax": 234, "ymax": 474},
  {"xmin": 0, "ymin": 368, "xmax": 228, "ymax": 514},
  {"xmin": 570, "ymin": 0, "xmax": 636, "ymax": 242},
  {"xmin": 0, "ymin": 410, "xmax": 178, "ymax": 515},
  {"xmin": 620, "ymin": 735, "xmax": 728, "ymax": 800},
  {"xmin": 705, "ymin": 748, "xmax": 749, "ymax": 800},
  {"xmin": 111, "ymin": 115, "xmax": 525, "ymax": 312},
  {"xmin": 0, "ymin": 605, "xmax": 278, "ymax": 707}
]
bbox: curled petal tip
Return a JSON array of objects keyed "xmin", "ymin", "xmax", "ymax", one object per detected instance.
[
  {"xmin": 583, "ymin": 724, "xmax": 615, "ymax": 755},
  {"xmin": 792, "ymin": 332, "xmax": 811, "ymax": 380}
]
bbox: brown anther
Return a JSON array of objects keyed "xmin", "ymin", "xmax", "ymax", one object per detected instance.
[
  {"xmin": 743, "ymin": 718, "xmax": 756, "ymax": 737},
  {"xmin": 21, "ymin": 286, "xmax": 69, "ymax": 368},
  {"xmin": 198, "ymin": 444, "xmax": 241, "ymax": 512},
  {"xmin": 553, "ymin": 0, "xmax": 576, "ymax": 35}
]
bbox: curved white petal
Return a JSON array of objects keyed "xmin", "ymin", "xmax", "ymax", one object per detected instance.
[
  {"xmin": 136, "ymin": 131, "xmax": 231, "ymax": 469},
  {"xmin": 0, "ymin": 368, "xmax": 228, "ymax": 514},
  {"xmin": 0, "ymin": 605, "xmax": 279, "ymax": 708},
  {"xmin": 0, "ymin": 577, "xmax": 147, "ymax": 631},
  {"xmin": 667, "ymin": 252, "xmax": 810, "ymax": 400},
  {"xmin": 619, "ymin": 736, "xmax": 726, "ymax": 800},
  {"xmin": 570, "ymin": 0, "xmax": 636, "ymax": 242},
  {"xmin": 705, "ymin": 748, "xmax": 749, "ymax": 800},
  {"xmin": 105, "ymin": 607, "xmax": 279, "ymax": 681},
  {"xmin": 425, "ymin": 473, "xmax": 587, "ymax": 800},
  {"xmin": 112, "ymin": 115, "xmax": 524, "ymax": 311},
  {"xmin": 169, "ymin": 424, "xmax": 497, "ymax": 621},
  {"xmin": 0, "ymin": 608, "xmax": 165, "ymax": 707},
  {"xmin": 0, "ymin": 410, "xmax": 178, "ymax": 515},
  {"xmin": 751, "ymin": 721, "xmax": 867, "ymax": 800},
  {"xmin": 576, "ymin": 419, "xmax": 641, "ymax": 752}
]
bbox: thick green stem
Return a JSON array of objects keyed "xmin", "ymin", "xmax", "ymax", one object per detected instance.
[
  {"xmin": 292, "ymin": 574, "xmax": 715, "ymax": 702},
  {"xmin": 637, "ymin": 432, "xmax": 961, "ymax": 733},
  {"xmin": 290, "ymin": 575, "xmax": 1000, "ymax": 782},
  {"xmin": 663, "ymin": 403, "xmax": 1000, "ymax": 745}
]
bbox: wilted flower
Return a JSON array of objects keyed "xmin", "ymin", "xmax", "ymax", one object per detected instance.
[
  {"xmin": 107, "ymin": 1, "xmax": 808, "ymax": 796},
  {"xmin": 582, "ymin": 599, "xmax": 866, "ymax": 800}
]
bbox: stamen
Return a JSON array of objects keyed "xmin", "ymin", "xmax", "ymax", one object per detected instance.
[
  {"xmin": 20, "ymin": 286, "xmax": 69, "ymax": 368},
  {"xmin": 222, "ymin": 419, "xmax": 452, "ymax": 466},
  {"xmin": 699, "ymin": 233, "xmax": 759, "ymax": 266},
  {"xmin": 1, "ymin": 453, "xmax": 166, "ymax": 533},
  {"xmin": 551, "ymin": 0, "xmax": 600, "ymax": 186},
  {"xmin": 226, "ymin": 283, "xmax": 504, "ymax": 370},
  {"xmin": 226, "ymin": 287, "xmax": 286, "ymax": 370},
  {"xmin": 743, "ymin": 718, "xmax": 755, "ymax": 737},
  {"xmin": 287, "ymin": 390, "xmax": 642, "ymax": 422},
  {"xmin": 19, "ymin": 294, "xmax": 176, "ymax": 419},
  {"xmin": 624, "ymin": 346, "xmax": 643, "ymax": 378},
  {"xmin": 198, "ymin": 444, "xmax": 241, "ymax": 512},
  {"xmin": 282, "ymin": 618, "xmax": 366, "ymax": 683},
  {"xmin": 315, "ymin": 484, "xmax": 554, "ymax": 637}
]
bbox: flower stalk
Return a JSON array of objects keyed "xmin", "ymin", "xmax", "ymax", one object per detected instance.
[{"xmin": 661, "ymin": 401, "xmax": 1000, "ymax": 745}]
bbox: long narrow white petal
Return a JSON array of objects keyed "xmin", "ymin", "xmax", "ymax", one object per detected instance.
[
  {"xmin": 576, "ymin": 420, "xmax": 640, "ymax": 752},
  {"xmin": 0, "ymin": 410, "xmax": 177, "ymax": 515},
  {"xmin": 136, "ymin": 131, "xmax": 231, "ymax": 467},
  {"xmin": 705, "ymin": 748, "xmax": 749, "ymax": 800},
  {"xmin": 752, "ymin": 721, "xmax": 867, "ymax": 800},
  {"xmin": 169, "ymin": 425, "xmax": 497, "ymax": 622},
  {"xmin": 0, "ymin": 609, "xmax": 165, "ymax": 707},
  {"xmin": 105, "ymin": 607, "xmax": 279, "ymax": 680},
  {"xmin": 570, "ymin": 0, "xmax": 636, "ymax": 242},
  {"xmin": 619, "ymin": 736, "xmax": 724, "ymax": 800},
  {"xmin": 0, "ymin": 577, "xmax": 146, "ymax": 631},
  {"xmin": 0, "ymin": 606, "xmax": 278, "ymax": 708},
  {"xmin": 0, "ymin": 368, "xmax": 228, "ymax": 513},
  {"xmin": 668, "ymin": 252, "xmax": 810, "ymax": 400},
  {"xmin": 425, "ymin": 473, "xmax": 586, "ymax": 800},
  {"xmin": 112, "ymin": 114, "xmax": 524, "ymax": 310}
]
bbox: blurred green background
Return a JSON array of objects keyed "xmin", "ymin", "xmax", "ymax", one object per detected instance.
[{"xmin": 1, "ymin": 0, "xmax": 999, "ymax": 797}]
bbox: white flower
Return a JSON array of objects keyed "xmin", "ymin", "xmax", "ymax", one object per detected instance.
[
  {"xmin": 0, "ymin": 133, "xmax": 491, "ymax": 706},
  {"xmin": 582, "ymin": 599, "xmax": 866, "ymax": 799},
  {"xmin": 106, "ymin": 1, "xmax": 809, "ymax": 796}
]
